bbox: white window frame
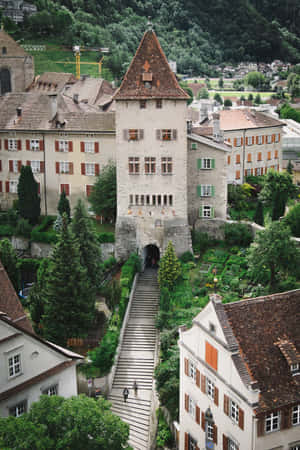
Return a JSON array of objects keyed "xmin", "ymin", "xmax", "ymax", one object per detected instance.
[
  {"xmin": 85, "ymin": 163, "xmax": 95, "ymax": 176},
  {"xmin": 248, "ymin": 136, "xmax": 253, "ymax": 146},
  {"xmin": 8, "ymin": 353, "xmax": 22, "ymax": 378},
  {"xmin": 228, "ymin": 439, "xmax": 239, "ymax": 450},
  {"xmin": 265, "ymin": 411, "xmax": 280, "ymax": 432},
  {"xmin": 188, "ymin": 397, "xmax": 196, "ymax": 419},
  {"xmin": 12, "ymin": 160, "xmax": 19, "ymax": 173},
  {"xmin": 230, "ymin": 399, "xmax": 239, "ymax": 424},
  {"xmin": 145, "ymin": 157, "xmax": 156, "ymax": 174},
  {"xmin": 30, "ymin": 139, "xmax": 40, "ymax": 151},
  {"xmin": 129, "ymin": 157, "xmax": 140, "ymax": 174},
  {"xmin": 267, "ymin": 135, "xmax": 272, "ymax": 144},
  {"xmin": 203, "ymin": 205, "xmax": 212, "ymax": 218},
  {"xmin": 201, "ymin": 185, "xmax": 212, "ymax": 197},
  {"xmin": 236, "ymin": 137, "xmax": 242, "ymax": 147},
  {"xmin": 8, "ymin": 139, "xmax": 18, "ymax": 151},
  {"xmin": 292, "ymin": 405, "xmax": 300, "ymax": 426},
  {"xmin": 58, "ymin": 140, "xmax": 69, "ymax": 152},
  {"xmin": 9, "ymin": 400, "xmax": 27, "ymax": 417},
  {"xmin": 207, "ymin": 422, "xmax": 214, "ymax": 441},
  {"xmin": 59, "ymin": 161, "xmax": 70, "ymax": 174},
  {"xmin": 275, "ymin": 133, "xmax": 280, "ymax": 143},
  {"xmin": 246, "ymin": 168, "xmax": 251, "ymax": 176},
  {"xmin": 202, "ymin": 158, "xmax": 212, "ymax": 169},
  {"xmin": 258, "ymin": 135, "xmax": 263, "ymax": 145},
  {"xmin": 31, "ymin": 160, "xmax": 41, "ymax": 173},
  {"xmin": 161, "ymin": 157, "xmax": 172, "ymax": 174},
  {"xmin": 256, "ymin": 167, "xmax": 263, "ymax": 176},
  {"xmin": 290, "ymin": 446, "xmax": 300, "ymax": 450},
  {"xmin": 189, "ymin": 361, "xmax": 196, "ymax": 382},
  {"xmin": 162, "ymin": 129, "xmax": 172, "ymax": 141},
  {"xmin": 188, "ymin": 435, "xmax": 197, "ymax": 450},
  {"xmin": 206, "ymin": 377, "xmax": 215, "ymax": 400},
  {"xmin": 291, "ymin": 363, "xmax": 300, "ymax": 374},
  {"xmin": 43, "ymin": 384, "xmax": 58, "ymax": 396},
  {"xmin": 9, "ymin": 180, "xmax": 18, "ymax": 194},
  {"xmin": 84, "ymin": 142, "xmax": 94, "ymax": 153}
]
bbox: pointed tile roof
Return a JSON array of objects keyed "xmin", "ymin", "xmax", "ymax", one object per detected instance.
[
  {"xmin": 115, "ymin": 30, "xmax": 189, "ymax": 100},
  {"xmin": 0, "ymin": 29, "xmax": 28, "ymax": 58}
]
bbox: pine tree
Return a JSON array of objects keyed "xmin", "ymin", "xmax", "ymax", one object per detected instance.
[
  {"xmin": 17, "ymin": 165, "xmax": 40, "ymax": 224},
  {"xmin": 253, "ymin": 201, "xmax": 264, "ymax": 226},
  {"xmin": 28, "ymin": 259, "xmax": 51, "ymax": 333},
  {"xmin": 158, "ymin": 241, "xmax": 181, "ymax": 291},
  {"xmin": 287, "ymin": 160, "xmax": 293, "ymax": 174},
  {"xmin": 71, "ymin": 199, "xmax": 103, "ymax": 291},
  {"xmin": 0, "ymin": 238, "xmax": 19, "ymax": 291},
  {"xmin": 41, "ymin": 214, "xmax": 94, "ymax": 346},
  {"xmin": 57, "ymin": 190, "xmax": 71, "ymax": 221}
]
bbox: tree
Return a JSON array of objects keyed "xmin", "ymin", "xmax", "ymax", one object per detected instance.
[
  {"xmin": 158, "ymin": 241, "xmax": 181, "ymax": 290},
  {"xmin": 284, "ymin": 203, "xmax": 300, "ymax": 237},
  {"xmin": 0, "ymin": 395, "xmax": 130, "ymax": 450},
  {"xmin": 259, "ymin": 170, "xmax": 296, "ymax": 221},
  {"xmin": 27, "ymin": 259, "xmax": 51, "ymax": 333},
  {"xmin": 254, "ymin": 94, "xmax": 261, "ymax": 104},
  {"xmin": 197, "ymin": 87, "xmax": 209, "ymax": 99},
  {"xmin": 253, "ymin": 201, "xmax": 264, "ymax": 226},
  {"xmin": 247, "ymin": 222, "xmax": 298, "ymax": 288},
  {"xmin": 287, "ymin": 73, "xmax": 300, "ymax": 98},
  {"xmin": 57, "ymin": 190, "xmax": 71, "ymax": 221},
  {"xmin": 214, "ymin": 93, "xmax": 223, "ymax": 104},
  {"xmin": 224, "ymin": 98, "xmax": 232, "ymax": 107},
  {"xmin": 71, "ymin": 199, "xmax": 103, "ymax": 290},
  {"xmin": 41, "ymin": 215, "xmax": 94, "ymax": 345},
  {"xmin": 89, "ymin": 163, "xmax": 117, "ymax": 222},
  {"xmin": 287, "ymin": 160, "xmax": 293, "ymax": 174},
  {"xmin": 218, "ymin": 77, "xmax": 224, "ymax": 89},
  {"xmin": 17, "ymin": 165, "xmax": 40, "ymax": 224},
  {"xmin": 245, "ymin": 71, "xmax": 265, "ymax": 90},
  {"xmin": 0, "ymin": 238, "xmax": 19, "ymax": 291}
]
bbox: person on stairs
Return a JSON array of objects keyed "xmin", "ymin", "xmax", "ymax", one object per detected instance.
[
  {"xmin": 123, "ymin": 387, "xmax": 129, "ymax": 402},
  {"xmin": 133, "ymin": 380, "xmax": 138, "ymax": 397}
]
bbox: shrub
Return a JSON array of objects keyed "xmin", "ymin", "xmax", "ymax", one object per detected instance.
[
  {"xmin": 15, "ymin": 218, "xmax": 32, "ymax": 238},
  {"xmin": 284, "ymin": 203, "xmax": 300, "ymax": 237},
  {"xmin": 97, "ymin": 232, "xmax": 115, "ymax": 243},
  {"xmin": 192, "ymin": 230, "xmax": 215, "ymax": 253},
  {"xmin": 103, "ymin": 255, "xmax": 117, "ymax": 270},
  {"xmin": 31, "ymin": 216, "xmax": 57, "ymax": 244},
  {"xmin": 160, "ymin": 287, "xmax": 171, "ymax": 312},
  {"xmin": 158, "ymin": 241, "xmax": 181, "ymax": 290},
  {"xmin": 223, "ymin": 223, "xmax": 253, "ymax": 247},
  {"xmin": 179, "ymin": 251, "xmax": 194, "ymax": 263},
  {"xmin": 88, "ymin": 326, "xmax": 120, "ymax": 376},
  {"xmin": 17, "ymin": 258, "xmax": 42, "ymax": 274},
  {"xmin": 156, "ymin": 409, "xmax": 174, "ymax": 449},
  {"xmin": 0, "ymin": 224, "xmax": 14, "ymax": 236},
  {"xmin": 0, "ymin": 209, "xmax": 18, "ymax": 226}
]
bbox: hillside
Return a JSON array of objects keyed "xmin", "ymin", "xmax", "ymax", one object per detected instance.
[{"xmin": 2, "ymin": 0, "xmax": 300, "ymax": 77}]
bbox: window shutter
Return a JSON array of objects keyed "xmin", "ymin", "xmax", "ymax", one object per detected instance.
[
  {"xmin": 246, "ymin": 137, "xmax": 248, "ymax": 146},
  {"xmin": 196, "ymin": 369, "xmax": 200, "ymax": 387},
  {"xmin": 6, "ymin": 181, "xmax": 9, "ymax": 192},
  {"xmin": 238, "ymin": 407, "xmax": 244, "ymax": 430},
  {"xmin": 18, "ymin": 161, "xmax": 22, "ymax": 172},
  {"xmin": 227, "ymin": 137, "xmax": 231, "ymax": 143},
  {"xmin": 0, "ymin": 181, "xmax": 2, "ymax": 192},
  {"xmin": 224, "ymin": 394, "xmax": 229, "ymax": 415},
  {"xmin": 196, "ymin": 406, "xmax": 200, "ymax": 424},
  {"xmin": 95, "ymin": 142, "xmax": 99, "ymax": 153},
  {"xmin": 197, "ymin": 159, "xmax": 202, "ymax": 169},
  {"xmin": 4, "ymin": 139, "xmax": 8, "ymax": 150},
  {"xmin": 56, "ymin": 162, "xmax": 60, "ymax": 174},
  {"xmin": 172, "ymin": 129, "xmax": 177, "ymax": 140},
  {"xmin": 214, "ymin": 386, "xmax": 219, "ymax": 406},
  {"xmin": 281, "ymin": 407, "xmax": 291, "ymax": 429},
  {"xmin": 201, "ymin": 412, "xmax": 205, "ymax": 431},
  {"xmin": 199, "ymin": 206, "xmax": 203, "ymax": 218},
  {"xmin": 251, "ymin": 168, "xmax": 253, "ymax": 175},
  {"xmin": 255, "ymin": 136, "xmax": 258, "ymax": 144},
  {"xmin": 156, "ymin": 129, "xmax": 161, "ymax": 140},
  {"xmin": 39, "ymin": 140, "xmax": 44, "ymax": 151},
  {"xmin": 65, "ymin": 184, "xmax": 70, "ymax": 196},
  {"xmin": 80, "ymin": 142, "xmax": 85, "ymax": 152},
  {"xmin": 139, "ymin": 129, "xmax": 144, "ymax": 140},
  {"xmin": 211, "ymin": 185, "xmax": 215, "ymax": 197},
  {"xmin": 223, "ymin": 435, "xmax": 228, "ymax": 450},
  {"xmin": 278, "ymin": 133, "xmax": 281, "ymax": 142},
  {"xmin": 211, "ymin": 159, "xmax": 215, "ymax": 169},
  {"xmin": 213, "ymin": 425, "xmax": 218, "ymax": 444},
  {"xmin": 244, "ymin": 170, "xmax": 247, "ymax": 178},
  {"xmin": 26, "ymin": 139, "xmax": 30, "ymax": 150},
  {"xmin": 184, "ymin": 433, "xmax": 189, "ymax": 450},
  {"xmin": 262, "ymin": 135, "xmax": 265, "ymax": 144},
  {"xmin": 81, "ymin": 163, "xmax": 86, "ymax": 175},
  {"xmin": 18, "ymin": 140, "xmax": 22, "ymax": 151},
  {"xmin": 95, "ymin": 164, "xmax": 100, "ymax": 176},
  {"xmin": 255, "ymin": 168, "xmax": 258, "ymax": 176},
  {"xmin": 241, "ymin": 137, "xmax": 243, "ymax": 146},
  {"xmin": 0, "ymin": 160, "xmax": 1, "ymax": 171},
  {"xmin": 234, "ymin": 138, "xmax": 237, "ymax": 147},
  {"xmin": 69, "ymin": 162, "xmax": 74, "ymax": 175},
  {"xmin": 211, "ymin": 207, "xmax": 215, "ymax": 218},
  {"xmin": 227, "ymin": 155, "xmax": 231, "ymax": 165},
  {"xmin": 123, "ymin": 129, "xmax": 129, "ymax": 141},
  {"xmin": 184, "ymin": 358, "xmax": 189, "ymax": 376},
  {"xmin": 0, "ymin": 139, "xmax": 1, "ymax": 150},
  {"xmin": 272, "ymin": 134, "xmax": 275, "ymax": 143},
  {"xmin": 9, "ymin": 160, "xmax": 13, "ymax": 172},
  {"xmin": 185, "ymin": 393, "xmax": 189, "ymax": 412},
  {"xmin": 201, "ymin": 374, "xmax": 206, "ymax": 393},
  {"xmin": 257, "ymin": 417, "xmax": 265, "ymax": 437},
  {"xmin": 68, "ymin": 141, "xmax": 73, "ymax": 152},
  {"xmin": 55, "ymin": 140, "xmax": 59, "ymax": 152},
  {"xmin": 197, "ymin": 185, "xmax": 201, "ymax": 197},
  {"xmin": 40, "ymin": 161, "xmax": 45, "ymax": 173}
]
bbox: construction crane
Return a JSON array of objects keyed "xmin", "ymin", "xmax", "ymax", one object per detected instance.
[{"xmin": 55, "ymin": 46, "xmax": 109, "ymax": 79}]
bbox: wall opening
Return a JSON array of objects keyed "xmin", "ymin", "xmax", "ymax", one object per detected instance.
[
  {"xmin": 0, "ymin": 68, "xmax": 11, "ymax": 95},
  {"xmin": 143, "ymin": 244, "xmax": 160, "ymax": 269}
]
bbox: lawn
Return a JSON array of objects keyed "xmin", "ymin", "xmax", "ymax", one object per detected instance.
[
  {"xmin": 92, "ymin": 220, "xmax": 115, "ymax": 233},
  {"xmin": 209, "ymin": 90, "xmax": 274, "ymax": 99}
]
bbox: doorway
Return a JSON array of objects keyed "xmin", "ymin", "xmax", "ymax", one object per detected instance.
[{"xmin": 144, "ymin": 244, "xmax": 160, "ymax": 269}]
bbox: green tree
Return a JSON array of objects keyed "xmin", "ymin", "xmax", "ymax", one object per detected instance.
[
  {"xmin": 71, "ymin": 199, "xmax": 103, "ymax": 290},
  {"xmin": 253, "ymin": 201, "xmax": 264, "ymax": 226},
  {"xmin": 247, "ymin": 222, "xmax": 298, "ymax": 289},
  {"xmin": 259, "ymin": 170, "xmax": 296, "ymax": 220},
  {"xmin": 284, "ymin": 203, "xmax": 300, "ymax": 237},
  {"xmin": 245, "ymin": 71, "xmax": 265, "ymax": 90},
  {"xmin": 0, "ymin": 395, "xmax": 130, "ymax": 450},
  {"xmin": 155, "ymin": 348, "xmax": 179, "ymax": 421},
  {"xmin": 248, "ymin": 93, "xmax": 254, "ymax": 101},
  {"xmin": 287, "ymin": 160, "xmax": 293, "ymax": 174},
  {"xmin": 0, "ymin": 238, "xmax": 19, "ymax": 291},
  {"xmin": 214, "ymin": 93, "xmax": 223, "ymax": 104},
  {"xmin": 41, "ymin": 215, "xmax": 94, "ymax": 345},
  {"xmin": 224, "ymin": 98, "xmax": 232, "ymax": 107},
  {"xmin": 158, "ymin": 241, "xmax": 181, "ymax": 290},
  {"xmin": 179, "ymin": 82, "xmax": 193, "ymax": 105},
  {"xmin": 57, "ymin": 190, "xmax": 71, "ymax": 222},
  {"xmin": 89, "ymin": 163, "xmax": 117, "ymax": 222},
  {"xmin": 27, "ymin": 259, "xmax": 51, "ymax": 333},
  {"xmin": 197, "ymin": 87, "xmax": 209, "ymax": 99},
  {"xmin": 287, "ymin": 73, "xmax": 300, "ymax": 98},
  {"xmin": 218, "ymin": 77, "xmax": 224, "ymax": 89},
  {"xmin": 254, "ymin": 94, "xmax": 261, "ymax": 104},
  {"xmin": 17, "ymin": 166, "xmax": 40, "ymax": 224}
]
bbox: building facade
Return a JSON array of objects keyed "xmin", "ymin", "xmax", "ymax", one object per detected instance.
[{"xmin": 179, "ymin": 291, "xmax": 300, "ymax": 450}]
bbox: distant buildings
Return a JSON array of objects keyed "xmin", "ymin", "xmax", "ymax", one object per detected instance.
[{"xmin": 0, "ymin": 0, "xmax": 36, "ymax": 23}]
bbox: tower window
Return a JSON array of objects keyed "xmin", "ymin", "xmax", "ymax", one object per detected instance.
[{"xmin": 2, "ymin": 47, "xmax": 7, "ymax": 55}]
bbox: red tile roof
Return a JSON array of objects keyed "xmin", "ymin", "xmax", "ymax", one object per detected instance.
[
  {"xmin": 115, "ymin": 30, "xmax": 189, "ymax": 100},
  {"xmin": 223, "ymin": 290, "xmax": 300, "ymax": 414},
  {"xmin": 0, "ymin": 261, "xmax": 33, "ymax": 333}
]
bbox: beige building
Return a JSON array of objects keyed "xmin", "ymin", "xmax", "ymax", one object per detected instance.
[{"xmin": 179, "ymin": 291, "xmax": 300, "ymax": 450}]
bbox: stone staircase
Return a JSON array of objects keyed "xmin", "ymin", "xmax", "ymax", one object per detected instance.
[{"xmin": 108, "ymin": 269, "xmax": 160, "ymax": 450}]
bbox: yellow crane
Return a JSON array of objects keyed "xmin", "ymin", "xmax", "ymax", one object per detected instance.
[{"xmin": 55, "ymin": 46, "xmax": 109, "ymax": 79}]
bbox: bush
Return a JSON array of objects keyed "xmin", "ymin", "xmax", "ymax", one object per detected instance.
[
  {"xmin": 15, "ymin": 218, "xmax": 32, "ymax": 238},
  {"xmin": 103, "ymin": 255, "xmax": 117, "ymax": 270},
  {"xmin": 156, "ymin": 409, "xmax": 174, "ymax": 449},
  {"xmin": 284, "ymin": 203, "xmax": 300, "ymax": 237},
  {"xmin": 88, "ymin": 326, "xmax": 120, "ymax": 376},
  {"xmin": 0, "ymin": 224, "xmax": 14, "ymax": 236},
  {"xmin": 192, "ymin": 230, "xmax": 215, "ymax": 253},
  {"xmin": 97, "ymin": 232, "xmax": 115, "ymax": 243},
  {"xmin": 17, "ymin": 258, "xmax": 42, "ymax": 274},
  {"xmin": 0, "ymin": 209, "xmax": 18, "ymax": 226},
  {"xmin": 180, "ymin": 251, "xmax": 194, "ymax": 263},
  {"xmin": 31, "ymin": 216, "xmax": 57, "ymax": 244},
  {"xmin": 223, "ymin": 223, "xmax": 253, "ymax": 247}
]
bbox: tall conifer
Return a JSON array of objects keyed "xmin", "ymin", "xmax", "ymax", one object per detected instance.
[
  {"xmin": 57, "ymin": 190, "xmax": 71, "ymax": 221},
  {"xmin": 17, "ymin": 165, "xmax": 40, "ymax": 224},
  {"xmin": 158, "ymin": 241, "xmax": 181, "ymax": 290}
]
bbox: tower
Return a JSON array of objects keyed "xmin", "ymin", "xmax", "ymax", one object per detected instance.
[{"xmin": 114, "ymin": 29, "xmax": 192, "ymax": 263}]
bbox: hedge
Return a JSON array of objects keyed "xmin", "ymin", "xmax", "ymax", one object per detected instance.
[
  {"xmin": 97, "ymin": 232, "xmax": 115, "ymax": 243},
  {"xmin": 0, "ymin": 225, "xmax": 15, "ymax": 237},
  {"xmin": 31, "ymin": 216, "xmax": 57, "ymax": 244},
  {"xmin": 17, "ymin": 258, "xmax": 44, "ymax": 273}
]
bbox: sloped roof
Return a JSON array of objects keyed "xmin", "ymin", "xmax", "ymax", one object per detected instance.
[
  {"xmin": 223, "ymin": 290, "xmax": 300, "ymax": 414},
  {"xmin": 219, "ymin": 109, "xmax": 284, "ymax": 130},
  {"xmin": 29, "ymin": 72, "xmax": 76, "ymax": 93},
  {"xmin": 64, "ymin": 77, "xmax": 114, "ymax": 107},
  {"xmin": 0, "ymin": 261, "xmax": 33, "ymax": 333},
  {"xmin": 0, "ymin": 29, "xmax": 28, "ymax": 58},
  {"xmin": 115, "ymin": 30, "xmax": 189, "ymax": 100}
]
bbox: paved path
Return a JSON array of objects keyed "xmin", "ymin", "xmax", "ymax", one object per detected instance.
[{"xmin": 108, "ymin": 269, "xmax": 160, "ymax": 450}]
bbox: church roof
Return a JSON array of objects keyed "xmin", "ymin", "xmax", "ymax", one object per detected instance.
[
  {"xmin": 115, "ymin": 29, "xmax": 189, "ymax": 100},
  {"xmin": 0, "ymin": 29, "xmax": 28, "ymax": 58}
]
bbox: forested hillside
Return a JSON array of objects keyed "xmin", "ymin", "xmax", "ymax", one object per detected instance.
[{"xmin": 3, "ymin": 0, "xmax": 300, "ymax": 76}]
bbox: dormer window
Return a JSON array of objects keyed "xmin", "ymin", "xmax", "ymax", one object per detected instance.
[
  {"xmin": 291, "ymin": 363, "xmax": 300, "ymax": 374},
  {"xmin": 209, "ymin": 322, "xmax": 216, "ymax": 334}
]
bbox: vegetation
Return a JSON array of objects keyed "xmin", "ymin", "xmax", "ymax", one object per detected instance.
[
  {"xmin": 222, "ymin": 223, "xmax": 253, "ymax": 247},
  {"xmin": 284, "ymin": 203, "xmax": 300, "ymax": 237},
  {"xmin": 0, "ymin": 238, "xmax": 19, "ymax": 291},
  {"xmin": 89, "ymin": 164, "xmax": 117, "ymax": 222},
  {"xmin": 0, "ymin": 395, "xmax": 130, "ymax": 449},
  {"xmin": 224, "ymin": 98, "xmax": 232, "ymax": 107},
  {"xmin": 259, "ymin": 170, "xmax": 296, "ymax": 220},
  {"xmin": 158, "ymin": 241, "xmax": 181, "ymax": 290},
  {"xmin": 280, "ymin": 103, "xmax": 300, "ymax": 123},
  {"xmin": 17, "ymin": 165, "xmax": 40, "ymax": 224},
  {"xmin": 57, "ymin": 190, "xmax": 71, "ymax": 222},
  {"xmin": 27, "ymin": 259, "xmax": 50, "ymax": 332}
]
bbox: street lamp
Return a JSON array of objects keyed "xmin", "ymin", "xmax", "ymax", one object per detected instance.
[{"xmin": 213, "ymin": 276, "xmax": 218, "ymax": 292}]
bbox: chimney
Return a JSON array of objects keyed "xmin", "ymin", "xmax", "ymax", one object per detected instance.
[
  {"xmin": 16, "ymin": 107, "xmax": 22, "ymax": 117},
  {"xmin": 73, "ymin": 93, "xmax": 79, "ymax": 104},
  {"xmin": 48, "ymin": 94, "xmax": 57, "ymax": 119},
  {"xmin": 213, "ymin": 112, "xmax": 224, "ymax": 143}
]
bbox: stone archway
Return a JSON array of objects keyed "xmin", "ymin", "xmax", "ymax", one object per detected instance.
[
  {"xmin": 143, "ymin": 244, "xmax": 160, "ymax": 269},
  {"xmin": 0, "ymin": 68, "xmax": 11, "ymax": 95}
]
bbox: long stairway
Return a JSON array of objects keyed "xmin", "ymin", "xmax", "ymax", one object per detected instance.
[{"xmin": 108, "ymin": 268, "xmax": 160, "ymax": 450}]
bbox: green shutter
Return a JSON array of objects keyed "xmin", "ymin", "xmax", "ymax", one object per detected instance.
[
  {"xmin": 191, "ymin": 143, "xmax": 197, "ymax": 150},
  {"xmin": 211, "ymin": 207, "xmax": 215, "ymax": 218},
  {"xmin": 197, "ymin": 158, "xmax": 202, "ymax": 169},
  {"xmin": 211, "ymin": 185, "xmax": 215, "ymax": 197},
  {"xmin": 197, "ymin": 185, "xmax": 202, "ymax": 197},
  {"xmin": 199, "ymin": 206, "xmax": 203, "ymax": 218},
  {"xmin": 211, "ymin": 159, "xmax": 215, "ymax": 169}
]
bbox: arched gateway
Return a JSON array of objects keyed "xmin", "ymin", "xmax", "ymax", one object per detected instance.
[{"xmin": 143, "ymin": 244, "xmax": 160, "ymax": 269}]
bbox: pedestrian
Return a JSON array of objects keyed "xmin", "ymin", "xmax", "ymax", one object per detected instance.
[
  {"xmin": 123, "ymin": 387, "xmax": 129, "ymax": 403},
  {"xmin": 133, "ymin": 380, "xmax": 138, "ymax": 396}
]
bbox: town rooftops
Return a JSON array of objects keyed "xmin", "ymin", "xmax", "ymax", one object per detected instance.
[
  {"xmin": 217, "ymin": 290, "xmax": 300, "ymax": 414},
  {"xmin": 29, "ymin": 72, "xmax": 76, "ymax": 93},
  {"xmin": 115, "ymin": 29, "xmax": 189, "ymax": 100},
  {"xmin": 0, "ymin": 261, "xmax": 33, "ymax": 333},
  {"xmin": 0, "ymin": 29, "xmax": 29, "ymax": 58}
]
